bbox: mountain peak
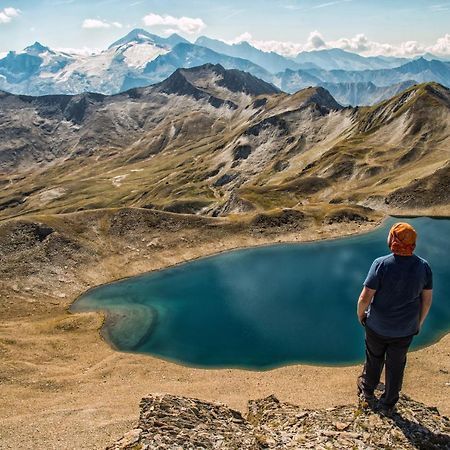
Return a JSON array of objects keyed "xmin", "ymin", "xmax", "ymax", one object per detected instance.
[
  {"xmin": 109, "ymin": 28, "xmax": 189, "ymax": 50},
  {"xmin": 24, "ymin": 42, "xmax": 51, "ymax": 54},
  {"xmin": 154, "ymin": 63, "xmax": 279, "ymax": 103},
  {"xmin": 179, "ymin": 63, "xmax": 280, "ymax": 96},
  {"xmin": 411, "ymin": 81, "xmax": 450, "ymax": 103},
  {"xmin": 109, "ymin": 28, "xmax": 160, "ymax": 49},
  {"xmin": 291, "ymin": 85, "xmax": 343, "ymax": 111},
  {"xmin": 380, "ymin": 82, "xmax": 448, "ymax": 107},
  {"xmin": 358, "ymin": 82, "xmax": 450, "ymax": 132},
  {"xmin": 164, "ymin": 33, "xmax": 190, "ymax": 46},
  {"xmin": 155, "ymin": 68, "xmax": 201, "ymax": 98}
]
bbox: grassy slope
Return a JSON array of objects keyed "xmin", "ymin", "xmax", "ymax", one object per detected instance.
[{"xmin": 0, "ymin": 82, "xmax": 449, "ymax": 222}]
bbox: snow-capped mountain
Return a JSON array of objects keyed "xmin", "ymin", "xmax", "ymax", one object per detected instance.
[
  {"xmin": 1, "ymin": 28, "xmax": 450, "ymax": 106},
  {"xmin": 0, "ymin": 29, "xmax": 276, "ymax": 96},
  {"xmin": 0, "ymin": 42, "xmax": 74, "ymax": 85},
  {"xmin": 0, "ymin": 30, "xmax": 175, "ymax": 95},
  {"xmin": 108, "ymin": 28, "xmax": 189, "ymax": 49}
]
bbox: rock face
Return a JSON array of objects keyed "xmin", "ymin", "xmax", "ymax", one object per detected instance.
[{"xmin": 108, "ymin": 393, "xmax": 450, "ymax": 450}]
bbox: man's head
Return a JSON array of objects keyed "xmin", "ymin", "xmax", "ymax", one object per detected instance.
[{"xmin": 387, "ymin": 222, "xmax": 417, "ymax": 256}]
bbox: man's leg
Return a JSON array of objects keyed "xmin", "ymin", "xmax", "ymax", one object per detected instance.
[
  {"xmin": 381, "ymin": 335, "xmax": 414, "ymax": 408},
  {"xmin": 360, "ymin": 326, "xmax": 387, "ymax": 395}
]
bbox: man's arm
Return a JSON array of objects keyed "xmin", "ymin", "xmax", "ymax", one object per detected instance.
[
  {"xmin": 419, "ymin": 289, "xmax": 433, "ymax": 329},
  {"xmin": 357, "ymin": 286, "xmax": 376, "ymax": 324}
]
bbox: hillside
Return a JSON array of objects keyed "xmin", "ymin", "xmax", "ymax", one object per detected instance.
[{"xmin": 0, "ymin": 67, "xmax": 449, "ymax": 222}]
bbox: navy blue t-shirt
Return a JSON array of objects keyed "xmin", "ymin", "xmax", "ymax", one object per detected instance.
[{"xmin": 363, "ymin": 253, "xmax": 433, "ymax": 337}]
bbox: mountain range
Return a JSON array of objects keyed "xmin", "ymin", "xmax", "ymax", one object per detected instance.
[
  {"xmin": 1, "ymin": 28, "xmax": 450, "ymax": 106},
  {"xmin": 1, "ymin": 63, "xmax": 449, "ymax": 221}
]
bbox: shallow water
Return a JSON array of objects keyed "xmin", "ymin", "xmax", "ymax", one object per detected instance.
[{"xmin": 72, "ymin": 217, "xmax": 450, "ymax": 369}]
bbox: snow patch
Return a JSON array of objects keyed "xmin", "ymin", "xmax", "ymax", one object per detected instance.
[
  {"xmin": 123, "ymin": 42, "xmax": 169, "ymax": 68},
  {"xmin": 56, "ymin": 50, "xmax": 116, "ymax": 81}
]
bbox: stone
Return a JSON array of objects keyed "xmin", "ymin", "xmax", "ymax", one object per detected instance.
[
  {"xmin": 334, "ymin": 421, "xmax": 351, "ymax": 430},
  {"xmin": 108, "ymin": 393, "xmax": 450, "ymax": 450}
]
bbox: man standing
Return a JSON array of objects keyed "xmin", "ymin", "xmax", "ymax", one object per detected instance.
[{"xmin": 356, "ymin": 222, "xmax": 433, "ymax": 416}]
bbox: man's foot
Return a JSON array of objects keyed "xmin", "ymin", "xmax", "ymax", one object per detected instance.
[
  {"xmin": 378, "ymin": 404, "xmax": 396, "ymax": 418},
  {"xmin": 357, "ymin": 376, "xmax": 375, "ymax": 401}
]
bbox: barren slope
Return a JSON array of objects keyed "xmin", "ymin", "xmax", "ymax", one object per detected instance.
[{"xmin": 0, "ymin": 68, "xmax": 449, "ymax": 223}]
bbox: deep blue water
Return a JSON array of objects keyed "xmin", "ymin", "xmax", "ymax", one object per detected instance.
[{"xmin": 71, "ymin": 217, "xmax": 450, "ymax": 369}]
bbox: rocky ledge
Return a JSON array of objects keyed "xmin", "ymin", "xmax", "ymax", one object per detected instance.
[{"xmin": 108, "ymin": 393, "xmax": 450, "ymax": 450}]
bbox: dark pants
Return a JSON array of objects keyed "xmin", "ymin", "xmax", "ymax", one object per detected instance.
[{"xmin": 361, "ymin": 325, "xmax": 414, "ymax": 408}]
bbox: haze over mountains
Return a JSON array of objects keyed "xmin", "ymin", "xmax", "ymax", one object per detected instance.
[
  {"xmin": 1, "ymin": 28, "xmax": 450, "ymax": 106},
  {"xmin": 1, "ymin": 63, "xmax": 449, "ymax": 221}
]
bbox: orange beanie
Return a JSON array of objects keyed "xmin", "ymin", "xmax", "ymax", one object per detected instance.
[{"xmin": 388, "ymin": 222, "xmax": 417, "ymax": 256}]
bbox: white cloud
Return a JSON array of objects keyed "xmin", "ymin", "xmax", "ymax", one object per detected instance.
[
  {"xmin": 0, "ymin": 7, "xmax": 20, "ymax": 24},
  {"xmin": 226, "ymin": 31, "xmax": 304, "ymax": 56},
  {"xmin": 246, "ymin": 39, "xmax": 304, "ymax": 56},
  {"xmin": 226, "ymin": 30, "xmax": 450, "ymax": 58},
  {"xmin": 304, "ymin": 30, "xmax": 327, "ymax": 50},
  {"xmin": 228, "ymin": 32, "xmax": 253, "ymax": 45},
  {"xmin": 4, "ymin": 7, "xmax": 19, "ymax": 16},
  {"xmin": 82, "ymin": 19, "xmax": 123, "ymax": 29},
  {"xmin": 331, "ymin": 33, "xmax": 375, "ymax": 53},
  {"xmin": 142, "ymin": 13, "xmax": 205, "ymax": 35},
  {"xmin": 430, "ymin": 34, "xmax": 450, "ymax": 56}
]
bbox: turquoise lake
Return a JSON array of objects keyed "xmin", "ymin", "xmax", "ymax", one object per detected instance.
[{"xmin": 71, "ymin": 217, "xmax": 450, "ymax": 369}]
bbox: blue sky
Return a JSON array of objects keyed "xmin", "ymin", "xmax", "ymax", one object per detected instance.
[{"xmin": 1, "ymin": 0, "xmax": 450, "ymax": 56}]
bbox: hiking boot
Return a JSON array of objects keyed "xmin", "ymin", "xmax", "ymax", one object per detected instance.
[
  {"xmin": 378, "ymin": 404, "xmax": 396, "ymax": 418},
  {"xmin": 357, "ymin": 376, "xmax": 375, "ymax": 401}
]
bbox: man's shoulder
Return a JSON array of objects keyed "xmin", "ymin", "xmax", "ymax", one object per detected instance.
[
  {"xmin": 414, "ymin": 254, "xmax": 432, "ymax": 269},
  {"xmin": 373, "ymin": 254, "xmax": 393, "ymax": 265}
]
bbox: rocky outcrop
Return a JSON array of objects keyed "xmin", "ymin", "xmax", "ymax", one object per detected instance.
[
  {"xmin": 385, "ymin": 163, "xmax": 450, "ymax": 208},
  {"xmin": 108, "ymin": 393, "xmax": 450, "ymax": 449},
  {"xmin": 250, "ymin": 209, "xmax": 308, "ymax": 233}
]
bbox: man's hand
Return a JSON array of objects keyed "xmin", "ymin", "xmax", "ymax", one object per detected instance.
[
  {"xmin": 419, "ymin": 289, "xmax": 433, "ymax": 329},
  {"xmin": 357, "ymin": 286, "xmax": 376, "ymax": 326}
]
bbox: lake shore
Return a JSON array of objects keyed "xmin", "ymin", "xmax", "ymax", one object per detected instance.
[{"xmin": 1, "ymin": 206, "xmax": 449, "ymax": 449}]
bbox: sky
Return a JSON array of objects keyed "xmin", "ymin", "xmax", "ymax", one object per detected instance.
[{"xmin": 0, "ymin": 0, "xmax": 450, "ymax": 57}]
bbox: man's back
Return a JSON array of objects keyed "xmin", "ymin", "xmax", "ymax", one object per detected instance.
[
  {"xmin": 357, "ymin": 222, "xmax": 433, "ymax": 413},
  {"xmin": 364, "ymin": 253, "xmax": 433, "ymax": 337}
]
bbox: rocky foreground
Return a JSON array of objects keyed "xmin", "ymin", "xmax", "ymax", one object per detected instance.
[{"xmin": 109, "ymin": 393, "xmax": 450, "ymax": 450}]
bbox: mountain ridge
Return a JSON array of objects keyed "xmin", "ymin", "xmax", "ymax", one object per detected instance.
[
  {"xmin": 1, "ymin": 29, "xmax": 450, "ymax": 106},
  {"xmin": 108, "ymin": 28, "xmax": 189, "ymax": 49},
  {"xmin": 0, "ymin": 61, "xmax": 448, "ymax": 220}
]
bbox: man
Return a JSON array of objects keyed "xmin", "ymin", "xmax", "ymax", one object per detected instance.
[{"xmin": 356, "ymin": 222, "xmax": 433, "ymax": 416}]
